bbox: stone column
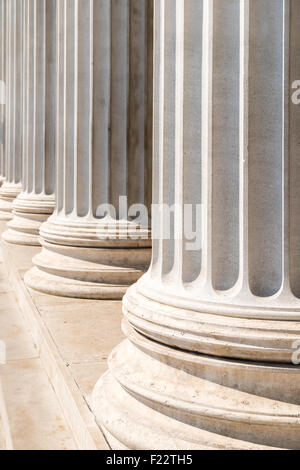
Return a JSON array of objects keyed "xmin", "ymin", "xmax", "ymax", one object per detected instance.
[
  {"xmin": 0, "ymin": 0, "xmax": 6, "ymax": 186},
  {"xmin": 25, "ymin": 0, "xmax": 152, "ymax": 299},
  {"xmin": 93, "ymin": 0, "xmax": 300, "ymax": 450},
  {"xmin": 0, "ymin": 0, "xmax": 22, "ymax": 220},
  {"xmin": 3, "ymin": 0, "xmax": 56, "ymax": 246}
]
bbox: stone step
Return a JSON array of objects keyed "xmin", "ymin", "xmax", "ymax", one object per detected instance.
[
  {"xmin": 94, "ymin": 335, "xmax": 300, "ymax": 449},
  {"xmin": 0, "ymin": 417, "xmax": 4, "ymax": 450},
  {"xmin": 0, "ymin": 259, "xmax": 77, "ymax": 450},
  {"xmin": 0, "ymin": 381, "xmax": 13, "ymax": 450},
  {"xmin": 0, "ymin": 358, "xmax": 77, "ymax": 450},
  {"xmin": 1, "ymin": 236, "xmax": 113, "ymax": 450},
  {"xmin": 95, "ymin": 371, "xmax": 275, "ymax": 450}
]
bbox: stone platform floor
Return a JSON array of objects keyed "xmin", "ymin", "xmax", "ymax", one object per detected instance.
[
  {"xmin": 0, "ymin": 255, "xmax": 76, "ymax": 449},
  {"xmin": 0, "ymin": 222, "xmax": 124, "ymax": 450}
]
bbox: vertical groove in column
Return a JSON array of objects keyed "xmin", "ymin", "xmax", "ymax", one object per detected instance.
[
  {"xmin": 91, "ymin": 0, "xmax": 110, "ymax": 216},
  {"xmin": 26, "ymin": 0, "xmax": 35, "ymax": 194},
  {"xmin": 14, "ymin": 0, "xmax": 22, "ymax": 185},
  {"xmin": 127, "ymin": 0, "xmax": 146, "ymax": 209},
  {"xmin": 145, "ymin": 0, "xmax": 153, "ymax": 216},
  {"xmin": 34, "ymin": 0, "xmax": 46, "ymax": 195},
  {"xmin": 76, "ymin": 0, "xmax": 92, "ymax": 217},
  {"xmin": 150, "ymin": 0, "xmax": 164, "ymax": 280},
  {"xmin": 110, "ymin": 0, "xmax": 129, "ymax": 214},
  {"xmin": 0, "ymin": 0, "xmax": 6, "ymax": 180},
  {"xmin": 44, "ymin": 0, "xmax": 56, "ymax": 195},
  {"xmin": 7, "ymin": 0, "xmax": 15, "ymax": 183},
  {"xmin": 211, "ymin": 0, "xmax": 240, "ymax": 292},
  {"xmin": 239, "ymin": 0, "xmax": 250, "ymax": 291},
  {"xmin": 282, "ymin": 0, "xmax": 290, "ymax": 292},
  {"xmin": 161, "ymin": 0, "xmax": 175, "ymax": 278},
  {"xmin": 64, "ymin": 0, "xmax": 75, "ymax": 215},
  {"xmin": 289, "ymin": 0, "xmax": 300, "ymax": 297},
  {"xmin": 56, "ymin": 0, "xmax": 65, "ymax": 214},
  {"xmin": 173, "ymin": 0, "xmax": 184, "ymax": 284},
  {"xmin": 248, "ymin": 0, "xmax": 283, "ymax": 297},
  {"xmin": 5, "ymin": 0, "xmax": 10, "ymax": 183},
  {"xmin": 182, "ymin": 0, "xmax": 203, "ymax": 284},
  {"xmin": 201, "ymin": 0, "xmax": 213, "ymax": 287},
  {"xmin": 4, "ymin": 0, "xmax": 9, "ymax": 181},
  {"xmin": 22, "ymin": 0, "xmax": 28, "ymax": 191},
  {"xmin": 9, "ymin": 0, "xmax": 16, "ymax": 184}
]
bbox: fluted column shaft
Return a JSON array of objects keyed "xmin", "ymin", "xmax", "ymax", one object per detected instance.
[
  {"xmin": 3, "ymin": 0, "xmax": 56, "ymax": 246},
  {"xmin": 0, "ymin": 0, "xmax": 6, "ymax": 186},
  {"xmin": 0, "ymin": 0, "xmax": 23, "ymax": 220},
  {"xmin": 93, "ymin": 0, "xmax": 300, "ymax": 450},
  {"xmin": 25, "ymin": 0, "xmax": 153, "ymax": 299}
]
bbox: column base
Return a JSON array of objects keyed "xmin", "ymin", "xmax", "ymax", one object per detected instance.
[
  {"xmin": 93, "ymin": 323, "xmax": 300, "ymax": 450},
  {"xmin": 0, "ymin": 182, "xmax": 22, "ymax": 221},
  {"xmin": 2, "ymin": 192, "xmax": 55, "ymax": 246},
  {"xmin": 24, "ymin": 218, "xmax": 151, "ymax": 299},
  {"xmin": 25, "ymin": 261, "xmax": 147, "ymax": 300},
  {"xmin": 92, "ymin": 283, "xmax": 300, "ymax": 450},
  {"xmin": 122, "ymin": 279, "xmax": 300, "ymax": 364}
]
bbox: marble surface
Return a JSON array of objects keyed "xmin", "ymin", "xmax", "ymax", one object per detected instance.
[
  {"xmin": 0, "ymin": 222, "xmax": 124, "ymax": 449},
  {"xmin": 0, "ymin": 254, "xmax": 76, "ymax": 450}
]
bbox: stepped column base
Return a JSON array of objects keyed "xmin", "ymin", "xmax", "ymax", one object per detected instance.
[
  {"xmin": 2, "ymin": 193, "xmax": 55, "ymax": 246},
  {"xmin": 25, "ymin": 217, "xmax": 151, "ymax": 300},
  {"xmin": 0, "ymin": 182, "xmax": 22, "ymax": 221},
  {"xmin": 92, "ymin": 283, "xmax": 300, "ymax": 450}
]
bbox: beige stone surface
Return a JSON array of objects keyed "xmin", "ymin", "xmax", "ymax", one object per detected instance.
[
  {"xmin": 27, "ymin": 290, "xmax": 123, "ymax": 437},
  {"xmin": 1, "ymin": 359, "xmax": 76, "ymax": 450},
  {"xmin": 0, "ymin": 259, "xmax": 76, "ymax": 449},
  {"xmin": 0, "ymin": 305, "xmax": 36, "ymax": 361},
  {"xmin": 69, "ymin": 362, "xmax": 108, "ymax": 407},
  {"xmin": 0, "ymin": 416, "xmax": 5, "ymax": 450},
  {"xmin": 30, "ymin": 294, "xmax": 123, "ymax": 364},
  {"xmin": 0, "ymin": 380, "xmax": 13, "ymax": 450},
  {"xmin": 1, "ymin": 237, "xmax": 123, "ymax": 449}
]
